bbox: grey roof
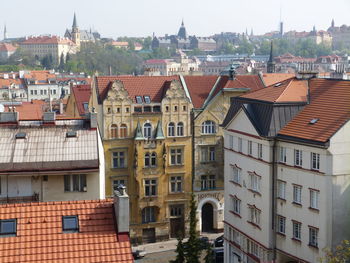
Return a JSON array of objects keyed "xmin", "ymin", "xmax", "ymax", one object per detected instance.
[
  {"xmin": 65, "ymin": 29, "xmax": 96, "ymax": 42},
  {"xmin": 0, "ymin": 120, "xmax": 99, "ymax": 172}
]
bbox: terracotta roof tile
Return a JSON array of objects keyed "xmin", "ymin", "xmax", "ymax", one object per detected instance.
[
  {"xmin": 0, "ymin": 199, "xmax": 133, "ymax": 263},
  {"xmin": 4, "ymin": 101, "xmax": 44, "ymax": 120},
  {"xmin": 261, "ymin": 73, "xmax": 295, "ymax": 86},
  {"xmin": 71, "ymin": 84, "xmax": 91, "ymax": 115},
  {"xmin": 0, "ymin": 43, "xmax": 17, "ymax": 52},
  {"xmin": 21, "ymin": 36, "xmax": 75, "ymax": 45},
  {"xmin": 278, "ymin": 78, "xmax": 350, "ymax": 143}
]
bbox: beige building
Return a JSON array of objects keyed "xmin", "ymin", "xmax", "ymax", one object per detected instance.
[
  {"xmin": 0, "ymin": 111, "xmax": 105, "ymax": 203},
  {"xmin": 19, "ymin": 35, "xmax": 77, "ymax": 64}
]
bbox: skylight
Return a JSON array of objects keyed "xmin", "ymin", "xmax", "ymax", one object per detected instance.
[
  {"xmin": 309, "ymin": 118, "xmax": 319, "ymax": 124},
  {"xmin": 0, "ymin": 219, "xmax": 17, "ymax": 237},
  {"xmin": 136, "ymin": 96, "xmax": 143, "ymax": 104},
  {"xmin": 15, "ymin": 132, "xmax": 26, "ymax": 139},
  {"xmin": 144, "ymin": 96, "xmax": 151, "ymax": 104},
  {"xmin": 66, "ymin": 131, "xmax": 77, "ymax": 138},
  {"xmin": 274, "ymin": 82, "xmax": 282, "ymax": 87},
  {"xmin": 62, "ymin": 216, "xmax": 79, "ymax": 233}
]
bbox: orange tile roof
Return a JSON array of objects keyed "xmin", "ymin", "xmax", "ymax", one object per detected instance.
[
  {"xmin": 71, "ymin": 84, "xmax": 91, "ymax": 115},
  {"xmin": 0, "ymin": 43, "xmax": 17, "ymax": 52},
  {"xmin": 240, "ymin": 78, "xmax": 308, "ymax": 103},
  {"xmin": 21, "ymin": 36, "xmax": 75, "ymax": 45},
  {"xmin": 24, "ymin": 70, "xmax": 56, "ymax": 84},
  {"xmin": 278, "ymin": 78, "xmax": 350, "ymax": 143},
  {"xmin": 184, "ymin": 75, "xmax": 219, "ymax": 108},
  {"xmin": 0, "ymin": 199, "xmax": 133, "ymax": 263},
  {"xmin": 262, "ymin": 73, "xmax": 295, "ymax": 86},
  {"xmin": 96, "ymin": 75, "xmax": 181, "ymax": 102},
  {"xmin": 0, "ymin": 74, "xmax": 24, "ymax": 87},
  {"xmin": 4, "ymin": 101, "xmax": 44, "ymax": 120}
]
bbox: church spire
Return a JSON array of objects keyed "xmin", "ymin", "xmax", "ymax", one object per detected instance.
[
  {"xmin": 331, "ymin": 18, "xmax": 335, "ymax": 28},
  {"xmin": 72, "ymin": 12, "xmax": 78, "ymax": 29},
  {"xmin": 267, "ymin": 41, "xmax": 276, "ymax": 73},
  {"xmin": 3, "ymin": 24, "xmax": 7, "ymax": 40},
  {"xmin": 181, "ymin": 19, "xmax": 184, "ymax": 27}
]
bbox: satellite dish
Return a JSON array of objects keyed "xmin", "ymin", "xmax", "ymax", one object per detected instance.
[{"xmin": 0, "ymin": 104, "xmax": 4, "ymax": 113}]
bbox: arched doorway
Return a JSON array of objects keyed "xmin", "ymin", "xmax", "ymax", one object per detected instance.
[{"xmin": 202, "ymin": 202, "xmax": 214, "ymax": 232}]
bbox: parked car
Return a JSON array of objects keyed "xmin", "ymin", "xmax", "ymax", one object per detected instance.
[{"xmin": 214, "ymin": 235, "xmax": 224, "ymax": 247}]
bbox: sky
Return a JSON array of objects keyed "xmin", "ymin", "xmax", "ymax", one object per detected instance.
[{"xmin": 2, "ymin": 0, "xmax": 350, "ymax": 39}]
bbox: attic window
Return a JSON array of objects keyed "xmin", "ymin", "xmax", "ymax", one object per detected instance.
[
  {"xmin": 0, "ymin": 219, "xmax": 17, "ymax": 237},
  {"xmin": 66, "ymin": 131, "xmax": 77, "ymax": 138},
  {"xmin": 274, "ymin": 83, "xmax": 282, "ymax": 87},
  {"xmin": 15, "ymin": 132, "xmax": 26, "ymax": 139},
  {"xmin": 309, "ymin": 118, "xmax": 319, "ymax": 124},
  {"xmin": 144, "ymin": 96, "xmax": 151, "ymax": 104},
  {"xmin": 62, "ymin": 216, "xmax": 79, "ymax": 233},
  {"xmin": 136, "ymin": 96, "xmax": 143, "ymax": 104}
]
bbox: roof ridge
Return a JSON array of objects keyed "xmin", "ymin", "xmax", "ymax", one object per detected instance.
[{"xmin": 276, "ymin": 78, "xmax": 294, "ymax": 102}]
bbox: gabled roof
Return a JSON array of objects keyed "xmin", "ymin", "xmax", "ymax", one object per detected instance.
[
  {"xmin": 0, "ymin": 199, "xmax": 133, "ymax": 263},
  {"xmin": 96, "ymin": 75, "xmax": 181, "ymax": 102},
  {"xmin": 261, "ymin": 73, "xmax": 295, "ymax": 86},
  {"xmin": 240, "ymin": 78, "xmax": 308, "ymax": 103},
  {"xmin": 0, "ymin": 43, "xmax": 17, "ymax": 52},
  {"xmin": 21, "ymin": 36, "xmax": 75, "ymax": 45},
  {"xmin": 183, "ymin": 75, "xmax": 219, "ymax": 108},
  {"xmin": 71, "ymin": 84, "xmax": 91, "ymax": 116},
  {"xmin": 278, "ymin": 78, "xmax": 350, "ymax": 143}
]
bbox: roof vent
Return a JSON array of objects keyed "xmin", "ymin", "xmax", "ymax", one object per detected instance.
[
  {"xmin": 274, "ymin": 82, "xmax": 282, "ymax": 87},
  {"xmin": 15, "ymin": 132, "xmax": 26, "ymax": 139},
  {"xmin": 66, "ymin": 131, "xmax": 77, "ymax": 138},
  {"xmin": 309, "ymin": 118, "xmax": 319, "ymax": 124}
]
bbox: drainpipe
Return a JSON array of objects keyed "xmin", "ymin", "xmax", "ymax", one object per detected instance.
[
  {"xmin": 191, "ymin": 109, "xmax": 195, "ymax": 191},
  {"xmin": 272, "ymin": 139, "xmax": 277, "ymax": 261}
]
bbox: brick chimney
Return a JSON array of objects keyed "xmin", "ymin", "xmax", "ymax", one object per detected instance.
[{"xmin": 113, "ymin": 186, "xmax": 129, "ymax": 234}]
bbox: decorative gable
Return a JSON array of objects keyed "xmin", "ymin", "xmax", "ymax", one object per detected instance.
[{"xmin": 106, "ymin": 80, "xmax": 132, "ymax": 103}]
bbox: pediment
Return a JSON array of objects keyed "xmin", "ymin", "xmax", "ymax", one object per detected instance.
[
  {"xmin": 106, "ymin": 80, "xmax": 132, "ymax": 103},
  {"xmin": 164, "ymin": 80, "xmax": 190, "ymax": 102}
]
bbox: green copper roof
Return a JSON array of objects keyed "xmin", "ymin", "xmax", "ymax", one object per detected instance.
[
  {"xmin": 155, "ymin": 120, "xmax": 165, "ymax": 140},
  {"xmin": 134, "ymin": 121, "xmax": 144, "ymax": 140}
]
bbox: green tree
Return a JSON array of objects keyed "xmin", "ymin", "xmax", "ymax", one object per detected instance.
[
  {"xmin": 184, "ymin": 193, "xmax": 201, "ymax": 263},
  {"xmin": 58, "ymin": 53, "xmax": 65, "ymax": 71},
  {"xmin": 171, "ymin": 236, "xmax": 186, "ymax": 263},
  {"xmin": 204, "ymin": 244, "xmax": 214, "ymax": 263},
  {"xmin": 320, "ymin": 240, "xmax": 350, "ymax": 263}
]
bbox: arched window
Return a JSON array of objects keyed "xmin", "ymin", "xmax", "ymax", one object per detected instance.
[
  {"xmin": 151, "ymin": 152, "xmax": 157, "ymax": 167},
  {"xmin": 144, "ymin": 123, "xmax": 152, "ymax": 138},
  {"xmin": 168, "ymin": 122, "xmax": 175, "ymax": 136},
  {"xmin": 201, "ymin": 120, "xmax": 216, "ymax": 134},
  {"xmin": 177, "ymin": 122, "xmax": 184, "ymax": 136},
  {"xmin": 144, "ymin": 153, "xmax": 150, "ymax": 167},
  {"xmin": 120, "ymin": 124, "xmax": 127, "ymax": 138},
  {"xmin": 111, "ymin": 124, "xmax": 118, "ymax": 138}
]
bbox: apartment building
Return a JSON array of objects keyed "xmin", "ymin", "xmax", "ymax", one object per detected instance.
[{"xmin": 222, "ymin": 76, "xmax": 350, "ymax": 262}]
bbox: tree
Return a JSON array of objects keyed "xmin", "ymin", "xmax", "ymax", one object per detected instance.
[
  {"xmin": 204, "ymin": 244, "xmax": 214, "ymax": 263},
  {"xmin": 170, "ymin": 236, "xmax": 185, "ymax": 263},
  {"xmin": 184, "ymin": 193, "xmax": 201, "ymax": 263},
  {"xmin": 58, "ymin": 53, "xmax": 65, "ymax": 71},
  {"xmin": 320, "ymin": 240, "xmax": 350, "ymax": 263}
]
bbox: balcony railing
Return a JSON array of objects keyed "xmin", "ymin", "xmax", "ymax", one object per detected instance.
[{"xmin": 0, "ymin": 193, "xmax": 40, "ymax": 204}]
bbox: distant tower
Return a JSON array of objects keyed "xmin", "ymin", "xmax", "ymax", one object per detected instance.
[
  {"xmin": 267, "ymin": 41, "xmax": 276, "ymax": 73},
  {"xmin": 71, "ymin": 13, "xmax": 81, "ymax": 48},
  {"xmin": 279, "ymin": 21, "xmax": 284, "ymax": 37},
  {"xmin": 3, "ymin": 24, "xmax": 7, "ymax": 40},
  {"xmin": 177, "ymin": 19, "xmax": 187, "ymax": 39},
  {"xmin": 250, "ymin": 28, "xmax": 253, "ymax": 37},
  {"xmin": 331, "ymin": 19, "xmax": 335, "ymax": 28},
  {"xmin": 313, "ymin": 25, "xmax": 316, "ymax": 32}
]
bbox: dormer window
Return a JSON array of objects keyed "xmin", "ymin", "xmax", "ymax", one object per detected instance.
[
  {"xmin": 136, "ymin": 96, "xmax": 143, "ymax": 104},
  {"xmin": 15, "ymin": 132, "xmax": 26, "ymax": 139},
  {"xmin": 0, "ymin": 219, "xmax": 17, "ymax": 237},
  {"xmin": 144, "ymin": 96, "xmax": 151, "ymax": 104},
  {"xmin": 62, "ymin": 216, "xmax": 79, "ymax": 233}
]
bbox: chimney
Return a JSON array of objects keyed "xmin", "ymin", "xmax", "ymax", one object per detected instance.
[
  {"xmin": 296, "ymin": 62, "xmax": 318, "ymax": 80},
  {"xmin": 89, "ymin": 110, "xmax": 98, "ymax": 129},
  {"xmin": 113, "ymin": 186, "xmax": 129, "ymax": 234},
  {"xmin": 0, "ymin": 112, "xmax": 19, "ymax": 123},
  {"xmin": 43, "ymin": 112, "xmax": 56, "ymax": 124}
]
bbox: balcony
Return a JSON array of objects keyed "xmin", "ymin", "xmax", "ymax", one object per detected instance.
[{"xmin": 0, "ymin": 193, "xmax": 40, "ymax": 204}]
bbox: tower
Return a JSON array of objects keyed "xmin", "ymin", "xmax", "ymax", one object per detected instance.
[
  {"xmin": 331, "ymin": 19, "xmax": 335, "ymax": 28},
  {"xmin": 267, "ymin": 41, "xmax": 276, "ymax": 74},
  {"xmin": 71, "ymin": 13, "xmax": 80, "ymax": 48},
  {"xmin": 3, "ymin": 24, "xmax": 7, "ymax": 40},
  {"xmin": 177, "ymin": 19, "xmax": 187, "ymax": 39}
]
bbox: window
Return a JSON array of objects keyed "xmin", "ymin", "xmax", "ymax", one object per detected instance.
[
  {"xmin": 142, "ymin": 207, "xmax": 156, "ymax": 223},
  {"xmin": 145, "ymin": 152, "xmax": 157, "ymax": 168},
  {"xmin": 258, "ymin": 143, "xmax": 263, "ymax": 159},
  {"xmin": 247, "ymin": 240, "xmax": 259, "ymax": 257},
  {"xmin": 107, "ymin": 107, "xmax": 111, "ymax": 114},
  {"xmin": 311, "ymin": 152, "xmax": 320, "ymax": 170},
  {"xmin": 143, "ymin": 123, "xmax": 152, "ymax": 138},
  {"xmin": 168, "ymin": 122, "xmax": 175, "ymax": 136},
  {"xmin": 201, "ymin": 175, "xmax": 216, "ymax": 190},
  {"xmin": 249, "ymin": 172, "xmax": 261, "ymax": 193},
  {"xmin": 293, "ymin": 185, "xmax": 302, "ymax": 204},
  {"xmin": 293, "ymin": 221, "xmax": 302, "ymax": 240},
  {"xmin": 170, "ymin": 176, "xmax": 182, "ymax": 193},
  {"xmin": 277, "ymin": 215, "xmax": 286, "ymax": 234},
  {"xmin": 232, "ymin": 166, "xmax": 241, "ymax": 184},
  {"xmin": 144, "ymin": 179, "xmax": 157, "ymax": 196},
  {"xmin": 294, "ymin": 149, "xmax": 303, "ymax": 166},
  {"xmin": 248, "ymin": 140, "xmax": 252, "ymax": 155},
  {"xmin": 144, "ymin": 96, "xmax": 151, "ymax": 104},
  {"xmin": 62, "ymin": 216, "xmax": 79, "ymax": 233},
  {"xmin": 309, "ymin": 227, "xmax": 318, "ymax": 247},
  {"xmin": 64, "ymin": 174, "xmax": 87, "ymax": 192},
  {"xmin": 116, "ymin": 107, "xmax": 120, "ymax": 113},
  {"xmin": 112, "ymin": 179, "xmax": 125, "ymax": 192},
  {"xmin": 170, "ymin": 205, "xmax": 183, "ymax": 217},
  {"xmin": 136, "ymin": 96, "xmax": 143, "ymax": 104},
  {"xmin": 120, "ymin": 124, "xmax": 127, "ymax": 138},
  {"xmin": 153, "ymin": 106, "xmax": 161, "ymax": 112},
  {"xmin": 232, "ymin": 196, "xmax": 241, "ymax": 214},
  {"xmin": 248, "ymin": 206, "xmax": 261, "ymax": 226},
  {"xmin": 170, "ymin": 148, "xmax": 183, "ymax": 165},
  {"xmin": 177, "ymin": 122, "xmax": 184, "ymax": 136},
  {"xmin": 201, "ymin": 120, "xmax": 216, "ymax": 134},
  {"xmin": 201, "ymin": 146, "xmax": 216, "ymax": 162},
  {"xmin": 125, "ymin": 107, "xmax": 129, "ymax": 113},
  {"xmin": 112, "ymin": 151, "xmax": 126, "ymax": 168},
  {"xmin": 310, "ymin": 189, "xmax": 319, "ymax": 209},
  {"xmin": 182, "ymin": 105, "xmax": 186, "ymax": 111},
  {"xmin": 144, "ymin": 106, "xmax": 151, "ymax": 112},
  {"xmin": 238, "ymin": 138, "xmax": 242, "ymax": 152},
  {"xmin": 277, "ymin": 180, "xmax": 286, "ymax": 200},
  {"xmin": 174, "ymin": 106, "xmax": 178, "ymax": 111},
  {"xmin": 111, "ymin": 124, "xmax": 118, "ymax": 139},
  {"xmin": 229, "ymin": 135, "xmax": 233, "ymax": 149},
  {"xmin": 0, "ymin": 219, "xmax": 16, "ymax": 236},
  {"xmin": 165, "ymin": 106, "xmax": 169, "ymax": 112},
  {"xmin": 280, "ymin": 147, "xmax": 287, "ymax": 163}
]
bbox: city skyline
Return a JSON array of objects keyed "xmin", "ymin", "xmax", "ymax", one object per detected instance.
[{"xmin": 2, "ymin": 0, "xmax": 350, "ymax": 39}]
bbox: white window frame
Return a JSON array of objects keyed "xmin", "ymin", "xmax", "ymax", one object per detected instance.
[
  {"xmin": 309, "ymin": 227, "xmax": 318, "ymax": 247},
  {"xmin": 168, "ymin": 122, "xmax": 175, "ymax": 137},
  {"xmin": 249, "ymin": 172, "xmax": 261, "ymax": 193},
  {"xmin": 248, "ymin": 140, "xmax": 253, "ymax": 155},
  {"xmin": 202, "ymin": 120, "xmax": 216, "ymax": 134},
  {"xmin": 280, "ymin": 147, "xmax": 287, "ymax": 163},
  {"xmin": 177, "ymin": 122, "xmax": 184, "ymax": 136},
  {"xmin": 170, "ymin": 148, "xmax": 183, "ymax": 165},
  {"xmin": 311, "ymin": 152, "xmax": 320, "ymax": 170},
  {"xmin": 293, "ymin": 221, "xmax": 302, "ymax": 240},
  {"xmin": 112, "ymin": 151, "xmax": 126, "ymax": 168},
  {"xmin": 232, "ymin": 166, "xmax": 241, "ymax": 184},
  {"xmin": 238, "ymin": 138, "xmax": 242, "ymax": 152},
  {"xmin": 258, "ymin": 143, "xmax": 263, "ymax": 159},
  {"xmin": 277, "ymin": 180, "xmax": 286, "ymax": 199},
  {"xmin": 294, "ymin": 149, "xmax": 303, "ymax": 167},
  {"xmin": 201, "ymin": 146, "xmax": 216, "ymax": 163},
  {"xmin": 249, "ymin": 206, "xmax": 261, "ymax": 226},
  {"xmin": 232, "ymin": 196, "xmax": 241, "ymax": 215},
  {"xmin": 170, "ymin": 176, "xmax": 183, "ymax": 193},
  {"xmin": 293, "ymin": 185, "xmax": 302, "ymax": 204},
  {"xmin": 64, "ymin": 174, "xmax": 87, "ymax": 192},
  {"xmin": 277, "ymin": 215, "xmax": 286, "ymax": 234},
  {"xmin": 310, "ymin": 189, "xmax": 319, "ymax": 209},
  {"xmin": 143, "ymin": 123, "xmax": 152, "ymax": 138},
  {"xmin": 144, "ymin": 179, "xmax": 157, "ymax": 197}
]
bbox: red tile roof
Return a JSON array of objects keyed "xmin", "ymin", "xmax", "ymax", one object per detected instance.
[
  {"xmin": 240, "ymin": 78, "xmax": 308, "ymax": 103},
  {"xmin": 71, "ymin": 84, "xmax": 91, "ymax": 116},
  {"xmin": 0, "ymin": 43, "xmax": 17, "ymax": 52},
  {"xmin": 278, "ymin": 78, "xmax": 350, "ymax": 143},
  {"xmin": 0, "ymin": 199, "xmax": 133, "ymax": 263},
  {"xmin": 5, "ymin": 101, "xmax": 44, "ymax": 120},
  {"xmin": 96, "ymin": 75, "xmax": 181, "ymax": 102},
  {"xmin": 184, "ymin": 75, "xmax": 219, "ymax": 108},
  {"xmin": 23, "ymin": 70, "xmax": 56, "ymax": 83},
  {"xmin": 21, "ymin": 36, "xmax": 75, "ymax": 45},
  {"xmin": 261, "ymin": 73, "xmax": 295, "ymax": 87}
]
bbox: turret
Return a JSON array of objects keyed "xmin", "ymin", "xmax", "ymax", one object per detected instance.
[
  {"xmin": 71, "ymin": 13, "xmax": 80, "ymax": 48},
  {"xmin": 267, "ymin": 41, "xmax": 276, "ymax": 73}
]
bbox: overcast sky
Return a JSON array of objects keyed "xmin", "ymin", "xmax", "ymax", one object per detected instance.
[{"xmin": 2, "ymin": 0, "xmax": 349, "ymax": 39}]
